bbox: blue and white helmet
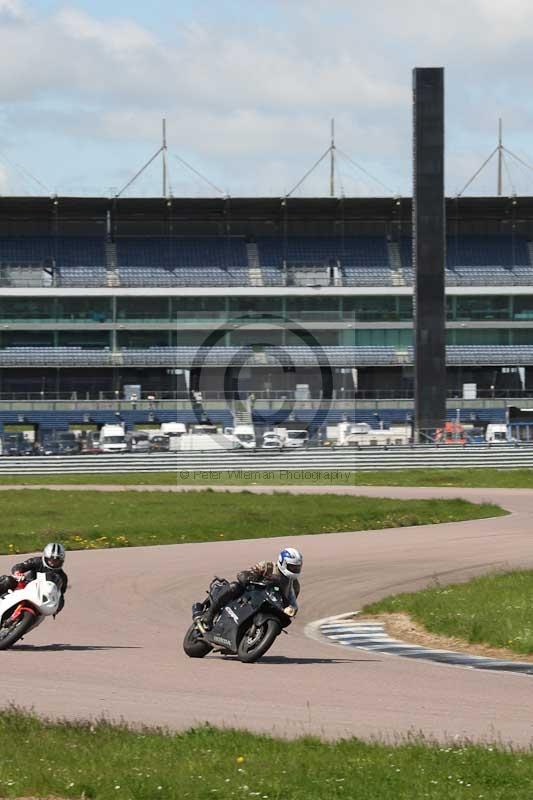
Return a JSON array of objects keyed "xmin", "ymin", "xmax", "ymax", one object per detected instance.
[{"xmin": 277, "ymin": 547, "xmax": 303, "ymax": 578}]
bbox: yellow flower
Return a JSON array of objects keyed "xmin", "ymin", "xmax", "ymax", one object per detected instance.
[{"xmin": 236, "ymin": 756, "xmax": 245, "ymax": 764}]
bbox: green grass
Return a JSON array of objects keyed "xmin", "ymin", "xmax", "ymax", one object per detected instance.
[
  {"xmin": 0, "ymin": 489, "xmax": 504, "ymax": 554},
  {"xmin": 2, "ymin": 466, "xmax": 533, "ymax": 487},
  {"xmin": 363, "ymin": 569, "xmax": 533, "ymax": 655},
  {"xmin": 0, "ymin": 708, "xmax": 532, "ymax": 799}
]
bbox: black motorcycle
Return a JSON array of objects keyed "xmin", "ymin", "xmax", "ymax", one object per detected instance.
[{"xmin": 183, "ymin": 577, "xmax": 293, "ymax": 663}]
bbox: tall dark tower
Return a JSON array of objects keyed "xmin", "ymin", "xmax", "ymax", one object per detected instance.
[{"xmin": 412, "ymin": 67, "xmax": 446, "ymax": 439}]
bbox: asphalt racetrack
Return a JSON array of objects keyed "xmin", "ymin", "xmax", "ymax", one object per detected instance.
[{"xmin": 1, "ymin": 484, "xmax": 533, "ymax": 745}]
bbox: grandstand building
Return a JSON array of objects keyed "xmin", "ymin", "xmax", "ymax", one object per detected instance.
[{"xmin": 0, "ymin": 194, "xmax": 532, "ymax": 434}]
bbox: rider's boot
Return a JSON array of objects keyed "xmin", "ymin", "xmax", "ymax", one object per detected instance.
[
  {"xmin": 192, "ymin": 602, "xmax": 204, "ymax": 620},
  {"xmin": 192, "ymin": 602, "xmax": 210, "ymax": 633},
  {"xmin": 199, "ymin": 610, "xmax": 214, "ymax": 632},
  {"xmin": 200, "ymin": 582, "xmax": 242, "ymax": 631}
]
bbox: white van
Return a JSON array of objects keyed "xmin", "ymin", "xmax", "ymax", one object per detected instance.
[
  {"xmin": 224, "ymin": 424, "xmax": 256, "ymax": 449},
  {"xmin": 99, "ymin": 424, "xmax": 127, "ymax": 453},
  {"xmin": 485, "ymin": 423, "xmax": 511, "ymax": 443}
]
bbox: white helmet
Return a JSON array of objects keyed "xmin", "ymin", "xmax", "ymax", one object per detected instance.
[
  {"xmin": 42, "ymin": 542, "xmax": 65, "ymax": 571},
  {"xmin": 277, "ymin": 547, "xmax": 303, "ymax": 578}
]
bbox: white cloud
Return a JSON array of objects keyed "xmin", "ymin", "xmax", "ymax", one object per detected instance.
[
  {"xmin": 0, "ymin": 0, "xmax": 27, "ymax": 22},
  {"xmin": 0, "ymin": 0, "xmax": 533, "ymax": 194}
]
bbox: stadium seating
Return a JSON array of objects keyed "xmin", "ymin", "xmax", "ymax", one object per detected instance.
[
  {"xmin": 0, "ymin": 344, "xmax": 525, "ymax": 370},
  {"xmin": 117, "ymin": 266, "xmax": 251, "ymax": 287},
  {"xmin": 116, "ymin": 236, "xmax": 248, "ymax": 268},
  {"xmin": 0, "ymin": 236, "xmax": 105, "ymax": 266},
  {"xmin": 256, "ymin": 236, "xmax": 390, "ymax": 267},
  {"xmin": 401, "ymin": 235, "xmax": 530, "ymax": 269},
  {"xmin": 0, "ymin": 233, "xmax": 530, "ymax": 288},
  {"xmin": 59, "ymin": 267, "xmax": 108, "ymax": 287}
]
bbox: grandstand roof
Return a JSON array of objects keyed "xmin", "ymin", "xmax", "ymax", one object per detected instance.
[{"xmin": 1, "ymin": 195, "xmax": 533, "ymax": 224}]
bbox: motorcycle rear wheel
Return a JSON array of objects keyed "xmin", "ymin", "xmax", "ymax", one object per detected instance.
[
  {"xmin": 237, "ymin": 618, "xmax": 281, "ymax": 663},
  {"xmin": 0, "ymin": 610, "xmax": 35, "ymax": 651},
  {"xmin": 183, "ymin": 623, "xmax": 213, "ymax": 658}
]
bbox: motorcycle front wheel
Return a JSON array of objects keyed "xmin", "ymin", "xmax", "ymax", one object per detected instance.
[
  {"xmin": 0, "ymin": 610, "xmax": 35, "ymax": 651},
  {"xmin": 237, "ymin": 618, "xmax": 281, "ymax": 663},
  {"xmin": 182, "ymin": 623, "xmax": 213, "ymax": 658}
]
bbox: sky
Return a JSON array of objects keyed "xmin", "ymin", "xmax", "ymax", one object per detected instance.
[{"xmin": 1, "ymin": 0, "xmax": 533, "ymax": 198}]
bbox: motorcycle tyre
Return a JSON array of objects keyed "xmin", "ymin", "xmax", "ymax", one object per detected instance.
[
  {"xmin": 237, "ymin": 618, "xmax": 281, "ymax": 663},
  {"xmin": 183, "ymin": 623, "xmax": 213, "ymax": 659},
  {"xmin": 0, "ymin": 610, "xmax": 35, "ymax": 651}
]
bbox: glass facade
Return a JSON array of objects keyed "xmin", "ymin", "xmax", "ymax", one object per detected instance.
[
  {"xmin": 0, "ymin": 294, "xmax": 533, "ymax": 351},
  {"xmin": 447, "ymin": 329, "xmax": 533, "ymax": 345},
  {"xmin": 173, "ymin": 297, "xmax": 226, "ymax": 320},
  {"xmin": 513, "ymin": 297, "xmax": 533, "ymax": 320},
  {"xmin": 58, "ymin": 331, "xmax": 110, "ymax": 348},
  {"xmin": 229, "ymin": 297, "xmax": 283, "ymax": 315},
  {"xmin": 452, "ymin": 295, "xmax": 510, "ymax": 321},
  {"xmin": 117, "ymin": 331, "xmax": 169, "ymax": 348},
  {"xmin": 0, "ymin": 331, "xmax": 54, "ymax": 347},
  {"xmin": 116, "ymin": 298, "xmax": 169, "ymax": 321},
  {"xmin": 341, "ymin": 329, "xmax": 413, "ymax": 347},
  {"xmin": 343, "ymin": 296, "xmax": 412, "ymax": 321},
  {"xmin": 3, "ymin": 293, "xmax": 533, "ymax": 325},
  {"xmin": 0, "ymin": 298, "xmax": 55, "ymax": 321}
]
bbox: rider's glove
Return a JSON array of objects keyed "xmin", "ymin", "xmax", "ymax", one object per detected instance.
[
  {"xmin": 12, "ymin": 572, "xmax": 26, "ymax": 582},
  {"xmin": 283, "ymin": 605, "xmax": 297, "ymax": 617}
]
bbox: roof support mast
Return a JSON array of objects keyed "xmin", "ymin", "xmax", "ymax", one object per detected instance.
[
  {"xmin": 162, "ymin": 118, "xmax": 168, "ymax": 199},
  {"xmin": 330, "ymin": 118, "xmax": 335, "ymax": 197},
  {"xmin": 497, "ymin": 118, "xmax": 503, "ymax": 197}
]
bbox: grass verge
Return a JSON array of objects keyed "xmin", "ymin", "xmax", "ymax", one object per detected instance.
[
  {"xmin": 0, "ymin": 708, "xmax": 532, "ymax": 800},
  {"xmin": 0, "ymin": 489, "xmax": 504, "ymax": 555},
  {"xmin": 2, "ymin": 466, "xmax": 533, "ymax": 487},
  {"xmin": 363, "ymin": 569, "xmax": 533, "ymax": 656}
]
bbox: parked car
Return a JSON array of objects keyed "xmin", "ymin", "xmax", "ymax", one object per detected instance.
[
  {"xmin": 261, "ymin": 434, "xmax": 283, "ymax": 450},
  {"xmin": 54, "ymin": 432, "xmax": 81, "ymax": 454},
  {"xmin": 39, "ymin": 439, "xmax": 63, "ymax": 456},
  {"xmin": 2, "ymin": 434, "xmax": 34, "ymax": 456},
  {"xmin": 82, "ymin": 431, "xmax": 101, "ymax": 454},
  {"xmin": 127, "ymin": 432, "xmax": 150, "ymax": 452},
  {"xmin": 149, "ymin": 434, "xmax": 170, "ymax": 452}
]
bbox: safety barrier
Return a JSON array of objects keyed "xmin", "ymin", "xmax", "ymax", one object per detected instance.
[{"xmin": 1, "ymin": 444, "xmax": 533, "ymax": 475}]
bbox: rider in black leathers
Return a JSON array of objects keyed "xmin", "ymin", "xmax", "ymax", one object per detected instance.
[
  {"xmin": 196, "ymin": 547, "xmax": 302, "ymax": 631},
  {"xmin": 0, "ymin": 542, "xmax": 68, "ymax": 614}
]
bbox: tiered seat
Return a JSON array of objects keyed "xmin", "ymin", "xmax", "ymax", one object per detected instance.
[
  {"xmin": 260, "ymin": 268, "xmax": 285, "ymax": 286},
  {"xmin": 0, "ymin": 347, "xmax": 111, "ymax": 366},
  {"xmin": 447, "ymin": 345, "xmax": 533, "ymax": 365},
  {"xmin": 116, "ymin": 237, "xmax": 248, "ymax": 268},
  {"xmin": 342, "ymin": 267, "xmax": 394, "ymax": 286},
  {"xmin": 256, "ymin": 236, "xmax": 389, "ymax": 268},
  {"xmin": 0, "ymin": 236, "xmax": 105, "ymax": 266},
  {"xmin": 117, "ymin": 267, "xmax": 250, "ymax": 287},
  {"xmin": 120, "ymin": 346, "xmax": 403, "ymax": 368},
  {"xmin": 401, "ymin": 235, "xmax": 531, "ymax": 269},
  {"xmin": 59, "ymin": 267, "xmax": 108, "ymax": 287}
]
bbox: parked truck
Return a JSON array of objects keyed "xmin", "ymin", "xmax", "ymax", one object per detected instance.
[
  {"xmin": 327, "ymin": 422, "xmax": 411, "ymax": 447},
  {"xmin": 273, "ymin": 426, "xmax": 309, "ymax": 448},
  {"xmin": 176, "ymin": 424, "xmax": 238, "ymax": 451}
]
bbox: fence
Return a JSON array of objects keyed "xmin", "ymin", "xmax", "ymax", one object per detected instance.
[{"xmin": 1, "ymin": 444, "xmax": 533, "ymax": 475}]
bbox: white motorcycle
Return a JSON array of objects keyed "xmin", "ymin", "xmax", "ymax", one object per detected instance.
[{"xmin": 0, "ymin": 572, "xmax": 61, "ymax": 650}]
